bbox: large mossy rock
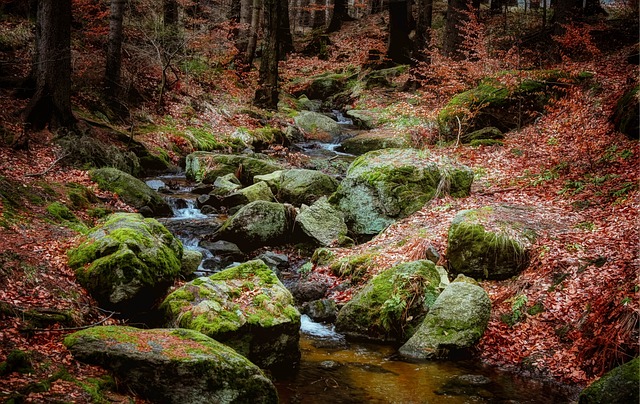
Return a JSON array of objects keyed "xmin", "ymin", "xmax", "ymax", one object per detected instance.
[
  {"xmin": 221, "ymin": 181, "xmax": 275, "ymax": 210},
  {"xmin": 578, "ymin": 358, "xmax": 639, "ymax": 404},
  {"xmin": 185, "ymin": 152, "xmax": 283, "ymax": 185},
  {"xmin": 295, "ymin": 197, "xmax": 348, "ymax": 247},
  {"xmin": 294, "ymin": 111, "xmax": 342, "ymax": 139},
  {"xmin": 398, "ymin": 281, "xmax": 491, "ymax": 360},
  {"xmin": 437, "ymin": 71, "xmax": 581, "ymax": 138},
  {"xmin": 330, "ymin": 148, "xmax": 474, "ymax": 236},
  {"xmin": 64, "ymin": 326, "xmax": 278, "ymax": 404},
  {"xmin": 254, "ymin": 169, "xmax": 339, "ymax": 206},
  {"xmin": 295, "ymin": 71, "xmax": 353, "ymax": 100},
  {"xmin": 339, "ymin": 130, "xmax": 410, "ymax": 155},
  {"xmin": 335, "ymin": 260, "xmax": 446, "ymax": 342},
  {"xmin": 67, "ymin": 213, "xmax": 183, "ymax": 315},
  {"xmin": 161, "ymin": 260, "xmax": 301, "ymax": 371},
  {"xmin": 345, "ymin": 110, "xmax": 377, "ymax": 129},
  {"xmin": 612, "ymin": 84, "xmax": 639, "ymax": 140},
  {"xmin": 89, "ymin": 167, "xmax": 172, "ymax": 217},
  {"xmin": 447, "ymin": 205, "xmax": 536, "ymax": 280},
  {"xmin": 214, "ymin": 201, "xmax": 293, "ymax": 251}
]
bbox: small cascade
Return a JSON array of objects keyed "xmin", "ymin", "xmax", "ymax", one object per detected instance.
[
  {"xmin": 300, "ymin": 315, "xmax": 344, "ymax": 342},
  {"xmin": 332, "ymin": 109, "xmax": 353, "ymax": 125}
]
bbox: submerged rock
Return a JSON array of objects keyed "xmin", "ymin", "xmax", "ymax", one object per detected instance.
[
  {"xmin": 330, "ymin": 148, "xmax": 473, "ymax": 236},
  {"xmin": 89, "ymin": 167, "xmax": 172, "ymax": 217},
  {"xmin": 64, "ymin": 326, "xmax": 278, "ymax": 404},
  {"xmin": 67, "ymin": 213, "xmax": 183, "ymax": 316},
  {"xmin": 399, "ymin": 282, "xmax": 491, "ymax": 359},
  {"xmin": 335, "ymin": 260, "xmax": 444, "ymax": 342},
  {"xmin": 161, "ymin": 260, "xmax": 301, "ymax": 371}
]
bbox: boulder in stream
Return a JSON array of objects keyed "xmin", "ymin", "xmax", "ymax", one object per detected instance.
[
  {"xmin": 294, "ymin": 111, "xmax": 342, "ymax": 140},
  {"xmin": 295, "ymin": 197, "xmax": 349, "ymax": 247},
  {"xmin": 67, "ymin": 213, "xmax": 183, "ymax": 316},
  {"xmin": 161, "ymin": 259, "xmax": 301, "ymax": 372},
  {"xmin": 185, "ymin": 152, "xmax": 283, "ymax": 185},
  {"xmin": 329, "ymin": 148, "xmax": 474, "ymax": 236},
  {"xmin": 339, "ymin": 129, "xmax": 410, "ymax": 155},
  {"xmin": 578, "ymin": 357, "xmax": 639, "ymax": 404},
  {"xmin": 89, "ymin": 167, "xmax": 172, "ymax": 217},
  {"xmin": 64, "ymin": 326, "xmax": 278, "ymax": 404},
  {"xmin": 221, "ymin": 181, "xmax": 275, "ymax": 209},
  {"xmin": 335, "ymin": 260, "xmax": 445, "ymax": 342},
  {"xmin": 254, "ymin": 169, "xmax": 339, "ymax": 207},
  {"xmin": 399, "ymin": 281, "xmax": 491, "ymax": 360}
]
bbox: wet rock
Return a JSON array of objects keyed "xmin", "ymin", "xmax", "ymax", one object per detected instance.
[
  {"xmin": 191, "ymin": 183, "xmax": 215, "ymax": 195},
  {"xmin": 399, "ymin": 282, "xmax": 491, "ymax": 360},
  {"xmin": 161, "ymin": 260, "xmax": 301, "ymax": 372},
  {"xmin": 288, "ymin": 279, "xmax": 331, "ymax": 304},
  {"xmin": 303, "ymin": 299, "xmax": 338, "ymax": 322},
  {"xmin": 181, "ymin": 249, "xmax": 203, "ymax": 278},
  {"xmin": 294, "ymin": 111, "xmax": 342, "ymax": 140},
  {"xmin": 199, "ymin": 240, "xmax": 245, "ymax": 262},
  {"xmin": 295, "ymin": 197, "xmax": 348, "ymax": 247},
  {"xmin": 339, "ymin": 130, "xmax": 410, "ymax": 155},
  {"xmin": 579, "ymin": 358, "xmax": 639, "ymax": 404},
  {"xmin": 67, "ymin": 213, "xmax": 183, "ymax": 316},
  {"xmin": 64, "ymin": 326, "xmax": 278, "ymax": 404},
  {"xmin": 185, "ymin": 152, "xmax": 283, "ymax": 185}
]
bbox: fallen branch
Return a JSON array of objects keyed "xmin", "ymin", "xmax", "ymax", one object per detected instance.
[{"xmin": 25, "ymin": 152, "xmax": 69, "ymax": 177}]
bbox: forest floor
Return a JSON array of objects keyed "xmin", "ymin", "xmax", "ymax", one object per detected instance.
[{"xmin": 0, "ymin": 9, "xmax": 638, "ymax": 403}]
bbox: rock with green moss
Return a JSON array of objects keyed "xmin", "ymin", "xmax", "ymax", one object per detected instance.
[
  {"xmin": 399, "ymin": 282, "xmax": 491, "ymax": 359},
  {"xmin": 578, "ymin": 358, "xmax": 639, "ymax": 404},
  {"xmin": 447, "ymin": 205, "xmax": 537, "ymax": 280},
  {"xmin": 438, "ymin": 71, "xmax": 578, "ymax": 138},
  {"xmin": 89, "ymin": 167, "xmax": 172, "ymax": 217},
  {"xmin": 612, "ymin": 84, "xmax": 639, "ymax": 140},
  {"xmin": 248, "ymin": 127, "xmax": 289, "ymax": 150},
  {"xmin": 46, "ymin": 202, "xmax": 89, "ymax": 233},
  {"xmin": 345, "ymin": 110, "xmax": 377, "ymax": 129},
  {"xmin": 161, "ymin": 260, "xmax": 301, "ymax": 371},
  {"xmin": 67, "ymin": 213, "xmax": 183, "ymax": 315},
  {"xmin": 294, "ymin": 111, "xmax": 342, "ymax": 139},
  {"xmin": 221, "ymin": 181, "xmax": 275, "ymax": 210},
  {"xmin": 362, "ymin": 65, "xmax": 408, "ymax": 88},
  {"xmin": 335, "ymin": 260, "xmax": 444, "ymax": 342},
  {"xmin": 181, "ymin": 249, "xmax": 203, "ymax": 278},
  {"xmin": 330, "ymin": 148, "xmax": 473, "ymax": 236},
  {"xmin": 214, "ymin": 201, "xmax": 293, "ymax": 252},
  {"xmin": 339, "ymin": 130, "xmax": 410, "ymax": 155},
  {"xmin": 64, "ymin": 326, "xmax": 278, "ymax": 404},
  {"xmin": 255, "ymin": 169, "xmax": 339, "ymax": 206},
  {"xmin": 295, "ymin": 197, "xmax": 348, "ymax": 247},
  {"xmin": 467, "ymin": 127, "xmax": 504, "ymax": 142},
  {"xmin": 297, "ymin": 71, "xmax": 352, "ymax": 100},
  {"xmin": 185, "ymin": 152, "xmax": 283, "ymax": 185}
]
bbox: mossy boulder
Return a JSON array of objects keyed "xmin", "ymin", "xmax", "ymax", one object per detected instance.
[
  {"xmin": 398, "ymin": 282, "xmax": 491, "ymax": 359},
  {"xmin": 185, "ymin": 152, "xmax": 283, "ymax": 185},
  {"xmin": 221, "ymin": 181, "xmax": 275, "ymax": 210},
  {"xmin": 214, "ymin": 201, "xmax": 293, "ymax": 252},
  {"xmin": 255, "ymin": 169, "xmax": 339, "ymax": 206},
  {"xmin": 67, "ymin": 213, "xmax": 183, "ymax": 315},
  {"xmin": 362, "ymin": 65, "xmax": 409, "ymax": 88},
  {"xmin": 181, "ymin": 249, "xmax": 203, "ymax": 278},
  {"xmin": 467, "ymin": 127, "xmax": 504, "ymax": 142},
  {"xmin": 335, "ymin": 260, "xmax": 445, "ymax": 342},
  {"xmin": 339, "ymin": 130, "xmax": 410, "ymax": 155},
  {"xmin": 346, "ymin": 110, "xmax": 377, "ymax": 129},
  {"xmin": 295, "ymin": 71, "xmax": 352, "ymax": 100},
  {"xmin": 438, "ymin": 71, "xmax": 577, "ymax": 138},
  {"xmin": 89, "ymin": 167, "xmax": 172, "ymax": 217},
  {"xmin": 612, "ymin": 84, "xmax": 639, "ymax": 140},
  {"xmin": 161, "ymin": 260, "xmax": 301, "ymax": 371},
  {"xmin": 447, "ymin": 205, "xmax": 537, "ymax": 280},
  {"xmin": 329, "ymin": 148, "xmax": 474, "ymax": 236},
  {"xmin": 64, "ymin": 326, "xmax": 278, "ymax": 404},
  {"xmin": 294, "ymin": 111, "xmax": 342, "ymax": 140},
  {"xmin": 295, "ymin": 197, "xmax": 349, "ymax": 247},
  {"xmin": 578, "ymin": 358, "xmax": 639, "ymax": 404}
]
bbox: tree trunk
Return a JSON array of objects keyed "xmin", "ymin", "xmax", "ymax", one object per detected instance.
[
  {"xmin": 23, "ymin": 0, "xmax": 74, "ymax": 130},
  {"xmin": 387, "ymin": 0, "xmax": 412, "ymax": 64},
  {"xmin": 235, "ymin": 0, "xmax": 252, "ymax": 56},
  {"xmin": 414, "ymin": 0, "xmax": 433, "ymax": 59},
  {"xmin": 313, "ymin": 0, "xmax": 326, "ymax": 28},
  {"xmin": 244, "ymin": 0, "xmax": 261, "ymax": 66},
  {"xmin": 105, "ymin": 0, "xmax": 125, "ymax": 96},
  {"xmin": 443, "ymin": 0, "xmax": 468, "ymax": 60},
  {"xmin": 279, "ymin": 0, "xmax": 295, "ymax": 57},
  {"xmin": 327, "ymin": 0, "xmax": 350, "ymax": 33},
  {"xmin": 163, "ymin": 0, "xmax": 179, "ymax": 27},
  {"xmin": 254, "ymin": 0, "xmax": 280, "ymax": 110}
]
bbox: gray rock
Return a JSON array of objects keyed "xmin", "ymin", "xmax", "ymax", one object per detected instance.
[
  {"xmin": 339, "ymin": 131, "xmax": 409, "ymax": 155},
  {"xmin": 255, "ymin": 169, "xmax": 339, "ymax": 207},
  {"xmin": 294, "ymin": 111, "xmax": 342, "ymax": 140},
  {"xmin": 64, "ymin": 326, "xmax": 278, "ymax": 404},
  {"xmin": 579, "ymin": 358, "xmax": 639, "ymax": 404},
  {"xmin": 185, "ymin": 152, "xmax": 283, "ymax": 185},
  {"xmin": 221, "ymin": 181, "xmax": 275, "ymax": 209},
  {"xmin": 399, "ymin": 282, "xmax": 491, "ymax": 359},
  {"xmin": 181, "ymin": 249, "xmax": 203, "ymax": 277},
  {"xmin": 346, "ymin": 110, "xmax": 377, "ymax": 129},
  {"xmin": 295, "ymin": 197, "xmax": 348, "ymax": 247},
  {"xmin": 304, "ymin": 299, "xmax": 338, "ymax": 322}
]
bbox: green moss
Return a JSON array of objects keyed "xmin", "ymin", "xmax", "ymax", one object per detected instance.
[
  {"xmin": 46, "ymin": 202, "xmax": 89, "ymax": 233},
  {"xmin": 329, "ymin": 252, "xmax": 376, "ymax": 283},
  {"xmin": 579, "ymin": 358, "xmax": 639, "ymax": 404},
  {"xmin": 470, "ymin": 139, "xmax": 504, "ymax": 147},
  {"xmin": 311, "ymin": 248, "xmax": 335, "ymax": 265}
]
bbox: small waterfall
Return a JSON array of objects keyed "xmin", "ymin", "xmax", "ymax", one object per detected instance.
[
  {"xmin": 332, "ymin": 109, "xmax": 353, "ymax": 125},
  {"xmin": 300, "ymin": 315, "xmax": 344, "ymax": 342}
]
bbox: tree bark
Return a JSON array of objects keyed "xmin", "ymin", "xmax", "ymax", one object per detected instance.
[
  {"xmin": 443, "ymin": 0, "xmax": 468, "ymax": 60},
  {"xmin": 244, "ymin": 0, "xmax": 261, "ymax": 66},
  {"xmin": 415, "ymin": 0, "xmax": 433, "ymax": 57},
  {"xmin": 387, "ymin": 0, "xmax": 412, "ymax": 64},
  {"xmin": 279, "ymin": 0, "xmax": 295, "ymax": 57},
  {"xmin": 23, "ymin": 0, "xmax": 74, "ymax": 130},
  {"xmin": 327, "ymin": 0, "xmax": 351, "ymax": 33},
  {"xmin": 254, "ymin": 0, "xmax": 280, "ymax": 110},
  {"xmin": 105, "ymin": 0, "xmax": 125, "ymax": 96}
]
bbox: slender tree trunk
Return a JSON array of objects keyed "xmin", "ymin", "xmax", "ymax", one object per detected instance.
[
  {"xmin": 24, "ymin": 0, "xmax": 74, "ymax": 130},
  {"xmin": 244, "ymin": 0, "xmax": 261, "ymax": 66},
  {"xmin": 254, "ymin": 0, "xmax": 280, "ymax": 110},
  {"xmin": 387, "ymin": 0, "xmax": 412, "ymax": 64},
  {"xmin": 279, "ymin": 0, "xmax": 295, "ymax": 56},
  {"xmin": 313, "ymin": 0, "xmax": 326, "ymax": 28},
  {"xmin": 235, "ymin": 0, "xmax": 252, "ymax": 56},
  {"xmin": 443, "ymin": 0, "xmax": 468, "ymax": 60},
  {"xmin": 415, "ymin": 0, "xmax": 433, "ymax": 58},
  {"xmin": 327, "ymin": 0, "xmax": 350, "ymax": 33},
  {"xmin": 106, "ymin": 0, "xmax": 125, "ymax": 96}
]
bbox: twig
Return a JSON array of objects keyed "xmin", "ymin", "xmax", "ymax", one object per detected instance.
[
  {"xmin": 25, "ymin": 153, "xmax": 69, "ymax": 177},
  {"xmin": 455, "ymin": 116, "xmax": 462, "ymax": 148},
  {"xmin": 30, "ymin": 309, "xmax": 118, "ymax": 332}
]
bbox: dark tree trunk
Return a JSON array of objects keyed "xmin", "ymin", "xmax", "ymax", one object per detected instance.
[
  {"xmin": 163, "ymin": 0, "xmax": 179, "ymax": 27},
  {"xmin": 244, "ymin": 0, "xmax": 260, "ymax": 66},
  {"xmin": 443, "ymin": 0, "xmax": 468, "ymax": 60},
  {"xmin": 327, "ymin": 0, "xmax": 350, "ymax": 33},
  {"xmin": 105, "ymin": 0, "xmax": 125, "ymax": 96},
  {"xmin": 312, "ymin": 0, "xmax": 326, "ymax": 28},
  {"xmin": 254, "ymin": 0, "xmax": 280, "ymax": 110},
  {"xmin": 279, "ymin": 0, "xmax": 295, "ymax": 56},
  {"xmin": 23, "ymin": 0, "xmax": 74, "ymax": 130},
  {"xmin": 371, "ymin": 0, "xmax": 384, "ymax": 14},
  {"xmin": 415, "ymin": 0, "xmax": 433, "ymax": 57},
  {"xmin": 387, "ymin": 0, "xmax": 412, "ymax": 64}
]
